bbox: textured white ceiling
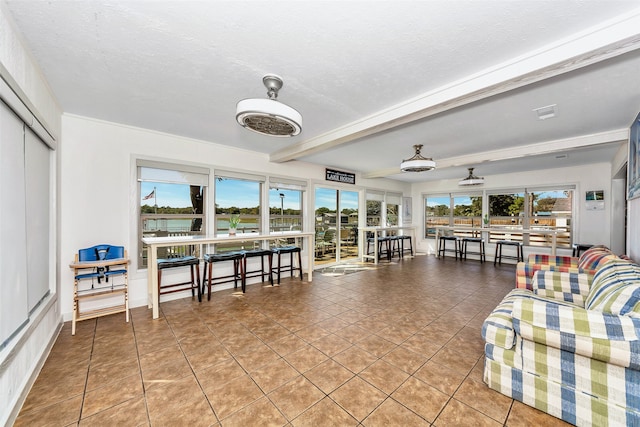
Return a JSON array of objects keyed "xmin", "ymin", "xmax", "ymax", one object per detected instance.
[{"xmin": 5, "ymin": 0, "xmax": 640, "ymax": 182}]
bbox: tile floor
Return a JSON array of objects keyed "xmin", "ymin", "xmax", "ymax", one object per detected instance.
[{"xmin": 15, "ymin": 255, "xmax": 571, "ymax": 426}]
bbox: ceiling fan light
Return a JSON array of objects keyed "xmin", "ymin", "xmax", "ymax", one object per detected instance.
[
  {"xmin": 400, "ymin": 144, "xmax": 436, "ymax": 172},
  {"xmin": 458, "ymin": 167, "xmax": 484, "ymax": 186},
  {"xmin": 236, "ymin": 98, "xmax": 302, "ymax": 137},
  {"xmin": 236, "ymin": 74, "xmax": 302, "ymax": 137}
]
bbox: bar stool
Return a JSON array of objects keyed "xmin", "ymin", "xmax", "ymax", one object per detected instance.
[
  {"xmin": 572, "ymin": 243, "xmax": 593, "ymax": 257},
  {"xmin": 157, "ymin": 256, "xmax": 201, "ymax": 302},
  {"xmin": 461, "ymin": 237, "xmax": 486, "ymax": 263},
  {"xmin": 493, "ymin": 240, "xmax": 523, "ymax": 265},
  {"xmin": 398, "ymin": 235, "xmax": 413, "ymax": 258},
  {"xmin": 271, "ymin": 246, "xmax": 303, "ymax": 284},
  {"xmin": 438, "ymin": 235, "xmax": 460, "ymax": 259},
  {"xmin": 202, "ymin": 251, "xmax": 244, "ymax": 299},
  {"xmin": 366, "ymin": 236, "xmax": 392, "ymax": 261},
  {"xmin": 241, "ymin": 248, "xmax": 273, "ymax": 287},
  {"xmin": 388, "ymin": 235, "xmax": 402, "ymax": 259}
]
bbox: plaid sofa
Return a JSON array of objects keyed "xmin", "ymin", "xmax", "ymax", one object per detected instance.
[
  {"xmin": 515, "ymin": 246, "xmax": 618, "ymax": 290},
  {"xmin": 482, "ymin": 259, "xmax": 640, "ymax": 426}
]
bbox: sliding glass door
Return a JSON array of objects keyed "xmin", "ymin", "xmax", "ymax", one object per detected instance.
[{"xmin": 315, "ymin": 187, "xmax": 359, "ymax": 266}]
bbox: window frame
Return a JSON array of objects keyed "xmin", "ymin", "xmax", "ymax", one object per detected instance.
[
  {"xmin": 137, "ymin": 160, "xmax": 208, "ymax": 268},
  {"xmin": 423, "ymin": 186, "xmax": 575, "ymax": 248},
  {"xmin": 268, "ymin": 177, "xmax": 306, "ymax": 234},
  {"xmin": 213, "ymin": 172, "xmax": 265, "ymax": 236}
]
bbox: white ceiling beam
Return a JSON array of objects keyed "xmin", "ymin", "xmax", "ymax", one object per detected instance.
[
  {"xmin": 270, "ymin": 8, "xmax": 640, "ymax": 163},
  {"xmin": 362, "ymin": 129, "xmax": 628, "ymax": 179}
]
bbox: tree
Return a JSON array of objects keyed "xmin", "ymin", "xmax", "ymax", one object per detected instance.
[
  {"xmin": 427, "ymin": 204, "xmax": 449, "ymax": 216},
  {"xmin": 315, "ymin": 206, "xmax": 332, "ymax": 216},
  {"xmin": 509, "ymin": 196, "xmax": 525, "ymax": 217},
  {"xmin": 534, "ymin": 197, "xmax": 557, "ymax": 213}
]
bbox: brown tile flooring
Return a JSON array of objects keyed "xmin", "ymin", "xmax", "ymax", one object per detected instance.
[{"xmin": 16, "ymin": 255, "xmax": 571, "ymax": 426}]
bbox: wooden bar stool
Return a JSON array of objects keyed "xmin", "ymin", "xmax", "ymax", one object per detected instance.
[
  {"xmin": 493, "ymin": 240, "xmax": 523, "ymax": 265},
  {"xmin": 366, "ymin": 236, "xmax": 392, "ymax": 261},
  {"xmin": 271, "ymin": 246, "xmax": 303, "ymax": 284},
  {"xmin": 202, "ymin": 251, "xmax": 244, "ymax": 298},
  {"xmin": 157, "ymin": 256, "xmax": 201, "ymax": 302},
  {"xmin": 399, "ymin": 235, "xmax": 413, "ymax": 257},
  {"xmin": 388, "ymin": 235, "xmax": 403, "ymax": 259},
  {"xmin": 461, "ymin": 237, "xmax": 486, "ymax": 263},
  {"xmin": 438, "ymin": 235, "xmax": 460, "ymax": 259},
  {"xmin": 241, "ymin": 248, "xmax": 273, "ymax": 288}
]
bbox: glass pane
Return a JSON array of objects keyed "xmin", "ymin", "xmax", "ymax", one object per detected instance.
[
  {"xmin": 366, "ymin": 200, "xmax": 382, "ymax": 226},
  {"xmin": 386, "ymin": 202, "xmax": 399, "ymax": 226},
  {"xmin": 340, "ymin": 191, "xmax": 358, "ymax": 261},
  {"xmin": 453, "ymin": 195, "xmax": 482, "ymax": 227},
  {"xmin": 269, "ymin": 188, "xmax": 302, "ymax": 232},
  {"xmin": 529, "ymin": 189, "xmax": 573, "ymax": 248},
  {"xmin": 315, "ymin": 188, "xmax": 337, "ymax": 264},
  {"xmin": 140, "ymin": 181, "xmax": 204, "ymax": 267},
  {"xmin": 425, "ymin": 196, "xmax": 450, "ymax": 238},
  {"xmin": 215, "ymin": 177, "xmax": 261, "ymax": 236},
  {"xmin": 488, "ymin": 192, "xmax": 525, "ymax": 242}
]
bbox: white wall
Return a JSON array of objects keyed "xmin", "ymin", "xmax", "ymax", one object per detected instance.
[
  {"xmin": 60, "ymin": 114, "xmax": 407, "ymax": 319},
  {"xmin": 410, "ymin": 163, "xmax": 615, "ymax": 255},
  {"xmin": 0, "ymin": 3, "xmax": 62, "ymax": 426}
]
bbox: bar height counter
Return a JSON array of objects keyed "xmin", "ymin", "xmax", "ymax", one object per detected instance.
[
  {"xmin": 359, "ymin": 226, "xmax": 417, "ymax": 264},
  {"xmin": 434, "ymin": 226, "xmax": 559, "ymax": 257},
  {"xmin": 143, "ymin": 232, "xmax": 315, "ymax": 319}
]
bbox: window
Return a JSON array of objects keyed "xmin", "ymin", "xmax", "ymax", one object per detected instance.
[
  {"xmin": 453, "ymin": 194, "xmax": 482, "ymax": 227},
  {"xmin": 488, "ymin": 191, "xmax": 525, "ymax": 224},
  {"xmin": 214, "ymin": 174, "xmax": 262, "ymax": 235},
  {"xmin": 487, "ymin": 191, "xmax": 525, "ymax": 242},
  {"xmin": 138, "ymin": 161, "xmax": 208, "ymax": 268},
  {"xmin": 366, "ymin": 191, "xmax": 384, "ymax": 226},
  {"xmin": 425, "ymin": 195, "xmax": 450, "ymax": 238},
  {"xmin": 269, "ymin": 188, "xmax": 302, "ymax": 232},
  {"xmin": 424, "ymin": 187, "xmax": 574, "ymax": 248},
  {"xmin": 386, "ymin": 193, "xmax": 402, "ymax": 226},
  {"xmin": 268, "ymin": 177, "xmax": 306, "ymax": 233},
  {"xmin": 528, "ymin": 188, "xmax": 573, "ymax": 248}
]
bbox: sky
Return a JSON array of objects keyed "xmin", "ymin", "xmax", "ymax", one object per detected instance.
[
  {"xmin": 315, "ymin": 188, "xmax": 358, "ymax": 211},
  {"xmin": 143, "ymin": 182, "xmax": 569, "ymax": 210},
  {"xmin": 141, "ymin": 181, "xmax": 302, "ymax": 209}
]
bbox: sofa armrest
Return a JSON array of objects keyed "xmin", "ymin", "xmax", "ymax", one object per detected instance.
[
  {"xmin": 512, "ymin": 297, "xmax": 640, "ymax": 369},
  {"xmin": 531, "ymin": 270, "xmax": 591, "ymax": 307},
  {"xmin": 482, "ymin": 289, "xmax": 528, "ymax": 349}
]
